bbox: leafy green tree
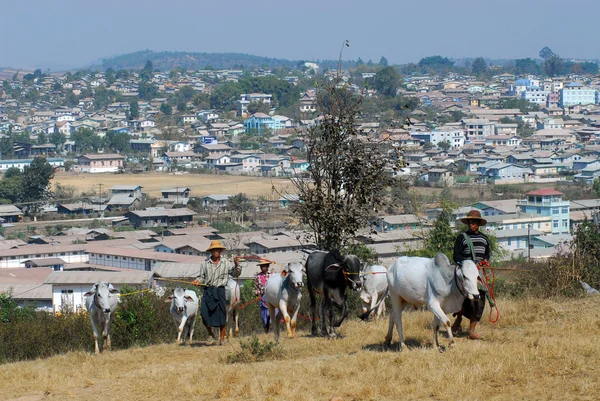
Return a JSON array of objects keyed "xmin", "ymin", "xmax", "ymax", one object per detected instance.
[
  {"xmin": 0, "ymin": 137, "xmax": 13, "ymax": 159},
  {"xmin": 438, "ymin": 140, "xmax": 451, "ymax": 151},
  {"xmin": 472, "ymin": 57, "xmax": 487, "ymax": 75},
  {"xmin": 105, "ymin": 131, "xmax": 130, "ymax": 153},
  {"xmin": 160, "ymin": 102, "xmax": 172, "ymax": 116},
  {"xmin": 178, "ymin": 86, "xmax": 196, "ymax": 102},
  {"xmin": 422, "ymin": 141, "xmax": 433, "ymax": 150},
  {"xmin": 37, "ymin": 132, "xmax": 47, "ymax": 145},
  {"xmin": 247, "ymin": 101, "xmax": 271, "ymax": 114},
  {"xmin": 129, "ymin": 99, "xmax": 139, "ymax": 119},
  {"xmin": 496, "ymin": 98, "xmax": 539, "ymax": 113},
  {"xmin": 422, "ymin": 200, "xmax": 457, "ymax": 259},
  {"xmin": 515, "ymin": 58, "xmax": 541, "ymax": 75},
  {"xmin": 0, "ymin": 176, "xmax": 23, "ymax": 203},
  {"xmin": 545, "ymin": 54, "xmax": 564, "ymax": 77},
  {"xmin": 228, "ymin": 193, "xmax": 253, "ymax": 223},
  {"xmin": 378, "ymin": 56, "xmax": 389, "ymax": 67},
  {"xmin": 373, "ymin": 66, "xmax": 401, "ymax": 97},
  {"xmin": 539, "ymin": 46, "xmax": 554, "ymax": 60},
  {"xmin": 418, "ymin": 56, "xmax": 454, "ymax": 73},
  {"xmin": 105, "ymin": 68, "xmax": 116, "ymax": 85},
  {"xmin": 176, "ymin": 99, "xmax": 187, "ymax": 113},
  {"xmin": 71, "ymin": 128, "xmax": 103, "ymax": 153},
  {"xmin": 4, "ymin": 167, "xmax": 22, "ymax": 179},
  {"xmin": 138, "ymin": 81, "xmax": 158, "ymax": 101},
  {"xmin": 22, "ymin": 157, "xmax": 55, "ymax": 202},
  {"xmin": 140, "ymin": 60, "xmax": 153, "ymax": 81},
  {"xmin": 50, "ymin": 131, "xmax": 67, "ymax": 150},
  {"xmin": 356, "ymin": 57, "xmax": 364, "ymax": 65}
]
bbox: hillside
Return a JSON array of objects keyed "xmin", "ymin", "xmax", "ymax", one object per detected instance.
[
  {"xmin": 100, "ymin": 50, "xmax": 301, "ymax": 71},
  {"xmin": 1, "ymin": 297, "xmax": 599, "ymax": 400}
]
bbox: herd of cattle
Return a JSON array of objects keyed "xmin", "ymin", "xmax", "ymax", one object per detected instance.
[{"xmin": 83, "ymin": 250, "xmax": 481, "ymax": 354}]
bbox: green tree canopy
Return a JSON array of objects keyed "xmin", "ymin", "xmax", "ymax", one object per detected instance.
[
  {"xmin": 471, "ymin": 57, "xmax": 487, "ymax": 75},
  {"xmin": 545, "ymin": 54, "xmax": 564, "ymax": 77},
  {"xmin": 129, "ymin": 99, "xmax": 139, "ymax": 119},
  {"xmin": 160, "ymin": 102, "xmax": 172, "ymax": 116},
  {"xmin": 22, "ymin": 157, "xmax": 55, "ymax": 202},
  {"xmin": 378, "ymin": 56, "xmax": 389, "ymax": 67},
  {"xmin": 539, "ymin": 46, "xmax": 554, "ymax": 60},
  {"xmin": 373, "ymin": 66, "xmax": 401, "ymax": 97},
  {"xmin": 515, "ymin": 58, "xmax": 541, "ymax": 75}
]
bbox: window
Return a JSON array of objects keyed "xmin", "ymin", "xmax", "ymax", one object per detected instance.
[
  {"xmin": 537, "ymin": 207, "xmax": 542, "ymax": 214},
  {"xmin": 562, "ymin": 220, "xmax": 568, "ymax": 228},
  {"xmin": 537, "ymin": 223, "xmax": 541, "ymax": 229},
  {"xmin": 561, "ymin": 207, "xmax": 568, "ymax": 213},
  {"xmin": 553, "ymin": 220, "xmax": 559, "ymax": 228},
  {"xmin": 508, "ymin": 239, "xmax": 512, "ymax": 246},
  {"xmin": 513, "ymin": 224, "xmax": 517, "ymax": 229},
  {"xmin": 552, "ymin": 208, "xmax": 559, "ymax": 215}
]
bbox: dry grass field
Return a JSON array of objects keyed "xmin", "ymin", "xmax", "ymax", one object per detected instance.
[
  {"xmin": 52, "ymin": 172, "xmax": 296, "ymax": 199},
  {"xmin": 1, "ymin": 297, "xmax": 599, "ymax": 401}
]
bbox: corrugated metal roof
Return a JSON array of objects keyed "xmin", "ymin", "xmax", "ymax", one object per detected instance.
[
  {"xmin": 0, "ymin": 284, "xmax": 52, "ymax": 299},
  {"xmin": 153, "ymin": 262, "xmax": 203, "ymax": 279},
  {"xmin": 44, "ymin": 270, "xmax": 152, "ymax": 285}
]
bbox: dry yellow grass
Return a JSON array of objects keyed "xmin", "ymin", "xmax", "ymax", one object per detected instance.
[
  {"xmin": 2, "ymin": 297, "xmax": 600, "ymax": 400},
  {"xmin": 52, "ymin": 172, "xmax": 296, "ymax": 198}
]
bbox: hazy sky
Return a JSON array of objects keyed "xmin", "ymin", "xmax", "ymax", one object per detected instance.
[{"xmin": 2, "ymin": 0, "xmax": 599, "ymax": 70}]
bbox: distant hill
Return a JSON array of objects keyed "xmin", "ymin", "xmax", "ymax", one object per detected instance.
[{"xmin": 99, "ymin": 50, "xmax": 302, "ymax": 71}]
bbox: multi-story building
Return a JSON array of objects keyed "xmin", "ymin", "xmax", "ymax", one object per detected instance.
[
  {"xmin": 462, "ymin": 119, "xmax": 495, "ymax": 143},
  {"xmin": 76, "ymin": 154, "xmax": 124, "ymax": 173},
  {"xmin": 522, "ymin": 87, "xmax": 550, "ymax": 105},
  {"xmin": 559, "ymin": 82, "xmax": 596, "ymax": 107},
  {"xmin": 237, "ymin": 93, "xmax": 272, "ymax": 117},
  {"xmin": 411, "ymin": 129, "xmax": 465, "ymax": 148},
  {"xmin": 243, "ymin": 113, "xmax": 281, "ymax": 133},
  {"xmin": 517, "ymin": 188, "xmax": 570, "ymax": 234}
]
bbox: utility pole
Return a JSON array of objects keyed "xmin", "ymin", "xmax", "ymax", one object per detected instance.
[
  {"xmin": 527, "ymin": 223, "xmax": 531, "ymax": 263},
  {"xmin": 97, "ymin": 183, "xmax": 103, "ymax": 217}
]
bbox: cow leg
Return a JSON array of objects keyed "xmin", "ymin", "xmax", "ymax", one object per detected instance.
[
  {"xmin": 308, "ymin": 287, "xmax": 319, "ymax": 337},
  {"xmin": 177, "ymin": 315, "xmax": 188, "ymax": 345},
  {"xmin": 188, "ymin": 315, "xmax": 197, "ymax": 343},
  {"xmin": 268, "ymin": 303, "xmax": 279, "ymax": 341},
  {"xmin": 370, "ymin": 294, "xmax": 379, "ymax": 320},
  {"xmin": 386, "ymin": 294, "xmax": 406, "ymax": 351},
  {"xmin": 234, "ymin": 308, "xmax": 239, "ymax": 337},
  {"xmin": 377, "ymin": 295, "xmax": 386, "ymax": 320},
  {"xmin": 90, "ymin": 314, "xmax": 100, "ymax": 355},
  {"xmin": 291, "ymin": 304, "xmax": 300, "ymax": 338},
  {"xmin": 333, "ymin": 295, "xmax": 348, "ymax": 328},
  {"xmin": 428, "ymin": 301, "xmax": 453, "ymax": 351},
  {"xmin": 319, "ymin": 298, "xmax": 328, "ymax": 336},
  {"xmin": 280, "ymin": 300, "xmax": 293, "ymax": 338},
  {"xmin": 324, "ymin": 291, "xmax": 337, "ymax": 338},
  {"xmin": 102, "ymin": 313, "xmax": 111, "ymax": 352}
]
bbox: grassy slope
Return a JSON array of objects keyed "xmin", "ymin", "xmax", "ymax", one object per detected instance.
[{"xmin": 1, "ymin": 297, "xmax": 599, "ymax": 400}]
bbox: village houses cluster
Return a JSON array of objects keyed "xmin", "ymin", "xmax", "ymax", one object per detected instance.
[{"xmin": 3, "ymin": 63, "xmax": 600, "ymax": 313}]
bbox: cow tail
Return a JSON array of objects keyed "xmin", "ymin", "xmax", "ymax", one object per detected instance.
[{"xmin": 359, "ymin": 287, "xmax": 389, "ymax": 321}]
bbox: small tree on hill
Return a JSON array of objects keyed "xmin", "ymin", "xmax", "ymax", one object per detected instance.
[{"xmin": 288, "ymin": 42, "xmax": 406, "ymax": 251}]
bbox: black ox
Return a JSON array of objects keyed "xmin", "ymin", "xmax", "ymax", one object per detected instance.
[{"xmin": 306, "ymin": 249, "xmax": 362, "ymax": 338}]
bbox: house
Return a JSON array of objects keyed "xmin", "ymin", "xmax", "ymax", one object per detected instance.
[
  {"xmin": 163, "ymin": 151, "xmax": 199, "ymax": 168},
  {"xmin": 531, "ymin": 164, "xmax": 558, "ymax": 177},
  {"xmin": 560, "ymin": 82, "xmax": 596, "ymax": 108},
  {"xmin": 125, "ymin": 208, "xmax": 197, "ymax": 228},
  {"xmin": 107, "ymin": 185, "xmax": 143, "ymax": 210},
  {"xmin": 249, "ymin": 221, "xmax": 289, "ymax": 234},
  {"xmin": 494, "ymin": 228, "xmax": 543, "ymax": 252},
  {"xmin": 159, "ymin": 187, "xmax": 191, "ymax": 205},
  {"xmin": 0, "ymin": 204, "xmax": 23, "ymax": 222},
  {"xmin": 23, "ymin": 258, "xmax": 67, "ymax": 271},
  {"xmin": 372, "ymin": 214, "xmax": 423, "ymax": 232},
  {"xmin": 517, "ymin": 188, "xmax": 570, "ymax": 234},
  {"xmin": 229, "ymin": 154, "xmax": 261, "ymax": 172},
  {"xmin": 237, "ymin": 93, "xmax": 272, "ymax": 116},
  {"xmin": 484, "ymin": 135, "xmax": 521, "ymax": 148},
  {"xmin": 427, "ymin": 169, "xmax": 454, "ymax": 186},
  {"xmin": 462, "ymin": 119, "xmax": 495, "ymax": 142},
  {"xmin": 279, "ymin": 194, "xmax": 300, "ymax": 208},
  {"xmin": 77, "ymin": 154, "xmax": 125, "ymax": 173},
  {"xmin": 44, "ymin": 270, "xmax": 152, "ymax": 313},
  {"xmin": 244, "ymin": 113, "xmax": 282, "ymax": 133},
  {"xmin": 455, "ymin": 158, "xmax": 486, "ymax": 174},
  {"xmin": 482, "ymin": 163, "xmax": 532, "ymax": 183},
  {"xmin": 0, "ymin": 158, "xmax": 64, "ymax": 172},
  {"xmin": 57, "ymin": 203, "xmax": 106, "ymax": 215},
  {"xmin": 573, "ymin": 165, "xmax": 600, "ymax": 185},
  {"xmin": 205, "ymin": 154, "xmax": 231, "ymax": 169},
  {"xmin": 194, "ymin": 143, "xmax": 232, "ymax": 156},
  {"xmin": 483, "ymin": 213, "xmax": 552, "ymax": 233},
  {"xmin": 246, "ymin": 237, "xmax": 308, "ymax": 254},
  {"xmin": 202, "ymin": 194, "xmax": 232, "ymax": 209}
]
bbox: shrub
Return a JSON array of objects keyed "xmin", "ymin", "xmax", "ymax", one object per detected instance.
[{"xmin": 226, "ymin": 335, "xmax": 282, "ymax": 364}]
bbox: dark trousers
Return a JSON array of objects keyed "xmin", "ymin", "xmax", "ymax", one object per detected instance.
[{"xmin": 200, "ymin": 286, "xmax": 227, "ymax": 327}]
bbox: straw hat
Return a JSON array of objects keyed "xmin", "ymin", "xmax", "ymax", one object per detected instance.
[
  {"xmin": 257, "ymin": 260, "xmax": 271, "ymax": 266},
  {"xmin": 460, "ymin": 210, "xmax": 487, "ymax": 226},
  {"xmin": 206, "ymin": 240, "xmax": 226, "ymax": 252}
]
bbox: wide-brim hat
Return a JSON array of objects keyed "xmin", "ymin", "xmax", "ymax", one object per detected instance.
[
  {"xmin": 460, "ymin": 209, "xmax": 487, "ymax": 226},
  {"xmin": 206, "ymin": 240, "xmax": 226, "ymax": 252},
  {"xmin": 257, "ymin": 260, "xmax": 271, "ymax": 266}
]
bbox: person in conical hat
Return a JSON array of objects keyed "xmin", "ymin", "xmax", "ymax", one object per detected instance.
[
  {"xmin": 192, "ymin": 240, "xmax": 240, "ymax": 345},
  {"xmin": 451, "ymin": 209, "xmax": 490, "ymax": 340}
]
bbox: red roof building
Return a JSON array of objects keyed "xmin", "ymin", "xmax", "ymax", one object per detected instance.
[{"xmin": 526, "ymin": 188, "xmax": 564, "ymax": 196}]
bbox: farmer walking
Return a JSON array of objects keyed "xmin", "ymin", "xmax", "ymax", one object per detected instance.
[{"xmin": 254, "ymin": 260, "xmax": 274, "ymax": 333}]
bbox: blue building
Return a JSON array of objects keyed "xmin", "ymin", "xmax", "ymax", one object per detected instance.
[
  {"xmin": 243, "ymin": 113, "xmax": 281, "ymax": 133},
  {"xmin": 559, "ymin": 82, "xmax": 596, "ymax": 107},
  {"xmin": 517, "ymin": 189, "xmax": 570, "ymax": 234}
]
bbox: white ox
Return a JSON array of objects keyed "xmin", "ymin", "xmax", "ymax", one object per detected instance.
[
  {"xmin": 265, "ymin": 262, "xmax": 304, "ymax": 340},
  {"xmin": 359, "ymin": 265, "xmax": 388, "ymax": 320},
  {"xmin": 166, "ymin": 287, "xmax": 199, "ymax": 345},
  {"xmin": 362, "ymin": 253, "xmax": 480, "ymax": 351},
  {"xmin": 225, "ymin": 278, "xmax": 241, "ymax": 338},
  {"xmin": 84, "ymin": 282, "xmax": 120, "ymax": 354}
]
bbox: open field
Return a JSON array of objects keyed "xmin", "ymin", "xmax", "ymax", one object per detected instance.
[
  {"xmin": 52, "ymin": 172, "xmax": 296, "ymax": 199},
  {"xmin": 1, "ymin": 297, "xmax": 599, "ymax": 400}
]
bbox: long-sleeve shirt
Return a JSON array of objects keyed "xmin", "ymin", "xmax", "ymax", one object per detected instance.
[
  {"xmin": 254, "ymin": 271, "xmax": 272, "ymax": 297},
  {"xmin": 453, "ymin": 230, "xmax": 490, "ymax": 264},
  {"xmin": 197, "ymin": 258, "xmax": 239, "ymax": 287}
]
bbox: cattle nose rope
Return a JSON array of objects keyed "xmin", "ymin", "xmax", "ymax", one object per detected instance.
[
  {"xmin": 478, "ymin": 262, "xmax": 500, "ymax": 324},
  {"xmin": 118, "ymin": 288, "xmax": 151, "ymax": 297}
]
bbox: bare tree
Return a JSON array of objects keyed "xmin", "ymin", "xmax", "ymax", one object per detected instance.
[{"xmin": 286, "ymin": 41, "xmax": 407, "ymax": 251}]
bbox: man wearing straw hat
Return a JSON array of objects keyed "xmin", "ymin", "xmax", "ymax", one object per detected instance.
[
  {"xmin": 451, "ymin": 209, "xmax": 490, "ymax": 340},
  {"xmin": 192, "ymin": 240, "xmax": 240, "ymax": 345}
]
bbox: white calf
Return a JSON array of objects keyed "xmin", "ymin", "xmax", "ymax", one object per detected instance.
[
  {"xmin": 166, "ymin": 287, "xmax": 199, "ymax": 345},
  {"xmin": 265, "ymin": 262, "xmax": 304, "ymax": 340}
]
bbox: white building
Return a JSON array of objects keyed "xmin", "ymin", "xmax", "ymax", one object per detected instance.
[
  {"xmin": 522, "ymin": 87, "xmax": 550, "ymax": 105},
  {"xmin": 560, "ymin": 82, "xmax": 596, "ymax": 107},
  {"xmin": 462, "ymin": 119, "xmax": 495, "ymax": 143},
  {"xmin": 411, "ymin": 129, "xmax": 465, "ymax": 148}
]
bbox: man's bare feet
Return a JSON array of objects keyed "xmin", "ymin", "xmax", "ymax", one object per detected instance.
[{"xmin": 468, "ymin": 332, "xmax": 482, "ymax": 340}]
